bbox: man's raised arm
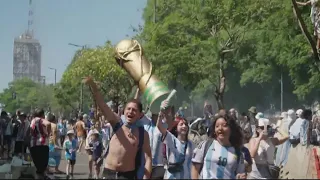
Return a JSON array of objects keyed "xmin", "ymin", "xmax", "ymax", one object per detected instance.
[{"xmin": 83, "ymin": 77, "xmax": 120, "ymax": 127}]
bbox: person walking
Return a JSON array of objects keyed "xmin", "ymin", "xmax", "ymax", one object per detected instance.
[
  {"xmin": 63, "ymin": 130, "xmax": 78, "ymax": 179},
  {"xmin": 29, "ymin": 108, "xmax": 51, "ymax": 179}
]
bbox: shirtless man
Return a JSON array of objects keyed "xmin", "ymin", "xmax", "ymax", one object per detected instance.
[
  {"xmin": 75, "ymin": 116, "xmax": 86, "ymax": 152},
  {"xmin": 83, "ymin": 77, "xmax": 152, "ymax": 179}
]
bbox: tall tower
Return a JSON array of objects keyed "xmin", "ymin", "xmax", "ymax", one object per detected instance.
[
  {"xmin": 13, "ymin": 0, "xmax": 42, "ymax": 83},
  {"xmin": 27, "ymin": 0, "xmax": 34, "ymax": 37}
]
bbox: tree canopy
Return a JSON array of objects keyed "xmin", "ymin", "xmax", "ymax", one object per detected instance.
[
  {"xmin": 3, "ymin": 0, "xmax": 319, "ymax": 116},
  {"xmin": 55, "ymin": 41, "xmax": 134, "ymax": 114},
  {"xmin": 0, "ymin": 78, "xmax": 58, "ymax": 114},
  {"xmin": 135, "ymin": 0, "xmax": 320, "ymax": 112}
]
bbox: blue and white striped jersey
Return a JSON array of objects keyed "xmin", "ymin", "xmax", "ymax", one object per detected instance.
[
  {"xmin": 162, "ymin": 131, "xmax": 194, "ymax": 179},
  {"xmin": 143, "ymin": 119, "xmax": 166, "ymax": 166},
  {"xmin": 121, "ymin": 115, "xmax": 168, "ymax": 166},
  {"xmin": 192, "ymin": 140, "xmax": 245, "ymax": 179}
]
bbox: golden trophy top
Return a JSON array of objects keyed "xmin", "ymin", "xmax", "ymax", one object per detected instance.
[{"xmin": 115, "ymin": 39, "xmax": 152, "ymax": 82}]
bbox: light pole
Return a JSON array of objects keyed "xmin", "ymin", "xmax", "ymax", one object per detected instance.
[
  {"xmin": 48, "ymin": 67, "xmax": 57, "ymax": 85},
  {"xmin": 68, "ymin": 43, "xmax": 86, "ymax": 113},
  {"xmin": 280, "ymin": 69, "xmax": 283, "ymax": 112},
  {"xmin": 68, "ymin": 43, "xmax": 86, "ymax": 49}
]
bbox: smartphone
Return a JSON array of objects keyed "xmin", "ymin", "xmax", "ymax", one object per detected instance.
[{"xmin": 267, "ymin": 127, "xmax": 276, "ymax": 137}]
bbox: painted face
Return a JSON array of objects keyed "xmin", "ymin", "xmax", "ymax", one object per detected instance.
[
  {"xmin": 214, "ymin": 118, "xmax": 231, "ymax": 141},
  {"xmin": 124, "ymin": 102, "xmax": 141, "ymax": 124}
]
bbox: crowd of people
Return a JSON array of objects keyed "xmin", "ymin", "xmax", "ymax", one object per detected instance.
[{"xmin": 0, "ymin": 77, "xmax": 318, "ymax": 179}]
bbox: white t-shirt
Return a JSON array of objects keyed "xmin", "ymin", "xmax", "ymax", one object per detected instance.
[
  {"xmin": 289, "ymin": 118, "xmax": 304, "ymax": 139},
  {"xmin": 252, "ymin": 138, "xmax": 275, "ymax": 165},
  {"xmin": 162, "ymin": 131, "xmax": 194, "ymax": 179},
  {"xmin": 192, "ymin": 140, "xmax": 245, "ymax": 179}
]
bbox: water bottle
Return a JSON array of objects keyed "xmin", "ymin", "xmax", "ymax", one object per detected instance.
[
  {"xmin": 26, "ymin": 148, "xmax": 31, "ymax": 162},
  {"xmin": 160, "ymin": 89, "xmax": 177, "ymax": 110}
]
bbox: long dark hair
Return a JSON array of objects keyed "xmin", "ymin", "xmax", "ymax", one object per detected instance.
[{"xmin": 211, "ymin": 114, "xmax": 243, "ymax": 149}]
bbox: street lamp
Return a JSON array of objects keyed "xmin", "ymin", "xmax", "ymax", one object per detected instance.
[
  {"xmin": 68, "ymin": 43, "xmax": 86, "ymax": 49},
  {"xmin": 68, "ymin": 43, "xmax": 86, "ymax": 113},
  {"xmin": 48, "ymin": 67, "xmax": 57, "ymax": 85}
]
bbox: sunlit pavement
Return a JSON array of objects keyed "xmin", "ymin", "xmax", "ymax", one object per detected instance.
[{"xmin": 48, "ymin": 150, "xmax": 91, "ymax": 179}]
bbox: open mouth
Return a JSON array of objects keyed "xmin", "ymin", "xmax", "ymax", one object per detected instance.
[{"xmin": 217, "ymin": 131, "xmax": 224, "ymax": 136}]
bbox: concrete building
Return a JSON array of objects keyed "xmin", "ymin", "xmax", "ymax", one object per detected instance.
[
  {"xmin": 13, "ymin": 0, "xmax": 44, "ymax": 84},
  {"xmin": 13, "ymin": 32, "xmax": 42, "ymax": 83}
]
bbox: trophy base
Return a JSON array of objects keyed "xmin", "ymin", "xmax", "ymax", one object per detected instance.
[{"xmin": 139, "ymin": 75, "xmax": 170, "ymax": 114}]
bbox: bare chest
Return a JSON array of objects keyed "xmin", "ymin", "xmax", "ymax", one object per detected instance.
[{"xmin": 110, "ymin": 127, "xmax": 140, "ymax": 149}]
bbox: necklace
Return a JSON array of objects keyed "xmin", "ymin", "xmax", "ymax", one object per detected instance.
[{"xmin": 125, "ymin": 124, "xmax": 135, "ymax": 138}]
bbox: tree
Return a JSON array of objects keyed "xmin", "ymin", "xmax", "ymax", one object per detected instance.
[
  {"xmin": 0, "ymin": 78, "xmax": 59, "ymax": 113},
  {"xmin": 139, "ymin": 0, "xmax": 263, "ymax": 109},
  {"xmin": 137, "ymin": 0, "xmax": 317, "ymax": 112},
  {"xmin": 57, "ymin": 41, "xmax": 133, "ymax": 113},
  {"xmin": 235, "ymin": 0, "xmax": 320, "ymax": 103}
]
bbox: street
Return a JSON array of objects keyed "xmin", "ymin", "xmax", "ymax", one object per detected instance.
[{"xmin": 48, "ymin": 152, "xmax": 91, "ymax": 179}]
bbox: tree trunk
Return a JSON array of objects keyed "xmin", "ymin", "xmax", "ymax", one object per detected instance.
[
  {"xmin": 291, "ymin": 0, "xmax": 320, "ymax": 69},
  {"xmin": 214, "ymin": 53, "xmax": 226, "ymax": 110},
  {"xmin": 113, "ymin": 99, "xmax": 120, "ymax": 113}
]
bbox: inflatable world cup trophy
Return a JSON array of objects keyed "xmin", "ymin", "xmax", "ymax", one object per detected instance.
[{"xmin": 115, "ymin": 39, "xmax": 176, "ymax": 113}]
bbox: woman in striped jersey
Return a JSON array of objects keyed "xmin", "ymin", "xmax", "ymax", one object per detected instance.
[
  {"xmin": 157, "ymin": 101, "xmax": 195, "ymax": 179},
  {"xmin": 191, "ymin": 115, "xmax": 246, "ymax": 179}
]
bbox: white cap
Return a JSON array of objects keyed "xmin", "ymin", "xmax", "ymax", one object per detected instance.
[
  {"xmin": 255, "ymin": 112, "xmax": 264, "ymax": 119},
  {"xmin": 67, "ymin": 130, "xmax": 74, "ymax": 135},
  {"xmin": 296, "ymin": 109, "xmax": 303, "ymax": 116},
  {"xmin": 280, "ymin": 112, "xmax": 288, "ymax": 118},
  {"xmin": 288, "ymin": 109, "xmax": 295, "ymax": 116},
  {"xmin": 258, "ymin": 118, "xmax": 270, "ymax": 126},
  {"xmin": 91, "ymin": 129, "xmax": 99, "ymax": 135}
]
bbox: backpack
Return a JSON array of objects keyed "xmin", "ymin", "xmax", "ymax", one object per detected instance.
[
  {"xmin": 199, "ymin": 139, "xmax": 241, "ymax": 174},
  {"xmin": 12, "ymin": 121, "xmax": 21, "ymax": 138},
  {"xmin": 104, "ymin": 121, "xmax": 144, "ymax": 178}
]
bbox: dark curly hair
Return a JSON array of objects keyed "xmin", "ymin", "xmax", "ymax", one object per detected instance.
[{"xmin": 211, "ymin": 114, "xmax": 243, "ymax": 149}]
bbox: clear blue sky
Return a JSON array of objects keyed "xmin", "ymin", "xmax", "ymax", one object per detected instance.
[{"xmin": 0, "ymin": 0, "xmax": 147, "ymax": 91}]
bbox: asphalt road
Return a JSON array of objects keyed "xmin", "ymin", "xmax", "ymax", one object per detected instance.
[{"xmin": 48, "ymin": 151, "xmax": 91, "ymax": 179}]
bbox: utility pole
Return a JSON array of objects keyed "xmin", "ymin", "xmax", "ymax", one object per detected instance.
[
  {"xmin": 48, "ymin": 67, "xmax": 57, "ymax": 85},
  {"xmin": 80, "ymin": 83, "xmax": 84, "ymax": 113},
  {"xmin": 191, "ymin": 96, "xmax": 194, "ymax": 118},
  {"xmin": 280, "ymin": 69, "xmax": 284, "ymax": 112},
  {"xmin": 68, "ymin": 43, "xmax": 86, "ymax": 113},
  {"xmin": 153, "ymin": 0, "xmax": 157, "ymax": 23}
]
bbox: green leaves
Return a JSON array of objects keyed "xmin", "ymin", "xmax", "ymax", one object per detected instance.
[
  {"xmin": 57, "ymin": 41, "xmax": 133, "ymax": 112},
  {"xmin": 136, "ymin": 0, "xmax": 319, "ymax": 110},
  {"xmin": 0, "ymin": 78, "xmax": 58, "ymax": 113}
]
